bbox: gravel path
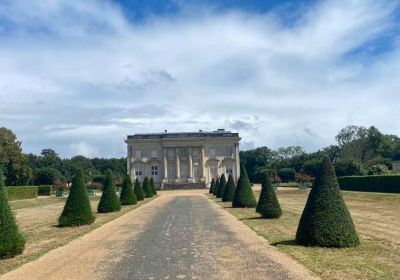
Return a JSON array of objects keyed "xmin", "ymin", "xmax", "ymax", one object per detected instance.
[{"xmin": 1, "ymin": 190, "xmax": 317, "ymax": 280}]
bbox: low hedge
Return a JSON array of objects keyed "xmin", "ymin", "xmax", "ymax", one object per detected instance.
[
  {"xmin": 38, "ymin": 185, "xmax": 52, "ymax": 196},
  {"xmin": 338, "ymin": 175, "xmax": 400, "ymax": 193},
  {"xmin": 5, "ymin": 186, "xmax": 38, "ymax": 201}
]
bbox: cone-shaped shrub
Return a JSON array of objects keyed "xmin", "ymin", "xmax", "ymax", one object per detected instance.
[
  {"xmin": 119, "ymin": 175, "xmax": 137, "ymax": 205},
  {"xmin": 213, "ymin": 177, "xmax": 220, "ymax": 196},
  {"xmin": 134, "ymin": 179, "xmax": 145, "ymax": 201},
  {"xmin": 222, "ymin": 174, "xmax": 236, "ymax": 202},
  {"xmin": 217, "ymin": 174, "xmax": 227, "ymax": 198},
  {"xmin": 256, "ymin": 177, "xmax": 282, "ymax": 218},
  {"xmin": 296, "ymin": 157, "xmax": 359, "ymax": 248},
  {"xmin": 0, "ymin": 168, "xmax": 25, "ymax": 258},
  {"xmin": 143, "ymin": 177, "xmax": 153, "ymax": 198},
  {"xmin": 150, "ymin": 178, "xmax": 157, "ymax": 195},
  {"xmin": 97, "ymin": 171, "xmax": 121, "ymax": 213},
  {"xmin": 209, "ymin": 178, "xmax": 216, "ymax": 194},
  {"xmin": 232, "ymin": 165, "xmax": 257, "ymax": 208},
  {"xmin": 59, "ymin": 169, "xmax": 95, "ymax": 227}
]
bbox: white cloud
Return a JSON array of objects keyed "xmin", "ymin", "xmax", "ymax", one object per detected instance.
[{"xmin": 0, "ymin": 0, "xmax": 399, "ymax": 157}]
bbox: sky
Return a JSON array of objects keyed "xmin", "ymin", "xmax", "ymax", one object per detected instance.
[{"xmin": 0, "ymin": 0, "xmax": 399, "ymax": 158}]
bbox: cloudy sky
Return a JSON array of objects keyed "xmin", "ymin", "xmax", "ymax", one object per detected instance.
[{"xmin": 0, "ymin": 0, "xmax": 399, "ymax": 158}]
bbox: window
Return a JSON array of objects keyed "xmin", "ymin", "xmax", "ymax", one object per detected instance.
[
  {"xmin": 225, "ymin": 147, "xmax": 233, "ymax": 157},
  {"xmin": 151, "ymin": 166, "xmax": 158, "ymax": 176},
  {"xmin": 226, "ymin": 168, "xmax": 233, "ymax": 175},
  {"xmin": 135, "ymin": 170, "xmax": 142, "ymax": 176},
  {"xmin": 193, "ymin": 148, "xmax": 200, "ymax": 157},
  {"xmin": 151, "ymin": 150, "xmax": 157, "ymax": 159},
  {"xmin": 135, "ymin": 150, "xmax": 142, "ymax": 159}
]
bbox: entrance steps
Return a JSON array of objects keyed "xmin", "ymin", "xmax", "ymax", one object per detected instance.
[{"xmin": 162, "ymin": 182, "xmax": 206, "ymax": 190}]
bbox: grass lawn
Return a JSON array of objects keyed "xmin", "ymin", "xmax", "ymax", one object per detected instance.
[
  {"xmin": 0, "ymin": 194, "xmax": 157, "ymax": 276},
  {"xmin": 208, "ymin": 188, "xmax": 400, "ymax": 280}
]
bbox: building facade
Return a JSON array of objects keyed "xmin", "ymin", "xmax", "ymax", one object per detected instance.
[{"xmin": 125, "ymin": 129, "xmax": 241, "ymax": 186}]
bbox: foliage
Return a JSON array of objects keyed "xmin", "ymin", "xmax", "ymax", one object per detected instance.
[
  {"xmin": 222, "ymin": 174, "xmax": 236, "ymax": 202},
  {"xmin": 301, "ymin": 159, "xmax": 321, "ymax": 177},
  {"xmin": 59, "ymin": 170, "xmax": 95, "ymax": 227},
  {"xmin": 0, "ymin": 168, "xmax": 25, "ymax": 258},
  {"xmin": 338, "ymin": 175, "xmax": 400, "ymax": 193},
  {"xmin": 134, "ymin": 179, "xmax": 145, "ymax": 201},
  {"xmin": 97, "ymin": 171, "xmax": 121, "ymax": 213},
  {"xmin": 334, "ymin": 159, "xmax": 365, "ymax": 176},
  {"xmin": 38, "ymin": 185, "xmax": 52, "ymax": 196},
  {"xmin": 367, "ymin": 164, "xmax": 390, "ymax": 175},
  {"xmin": 256, "ymin": 177, "xmax": 282, "ymax": 218},
  {"xmin": 209, "ymin": 178, "xmax": 215, "ymax": 194},
  {"xmin": 33, "ymin": 167, "xmax": 61, "ymax": 185},
  {"xmin": 216, "ymin": 174, "xmax": 227, "ymax": 198},
  {"xmin": 232, "ymin": 165, "xmax": 257, "ymax": 208},
  {"xmin": 92, "ymin": 175, "xmax": 105, "ymax": 185},
  {"xmin": 296, "ymin": 157, "xmax": 359, "ymax": 247},
  {"xmin": 150, "ymin": 177, "xmax": 157, "ymax": 195},
  {"xmin": 213, "ymin": 177, "xmax": 220, "ymax": 196},
  {"xmin": 5, "ymin": 186, "xmax": 38, "ymax": 201},
  {"xmin": 142, "ymin": 177, "xmax": 153, "ymax": 198},
  {"xmin": 253, "ymin": 167, "xmax": 277, "ymax": 183},
  {"xmin": 278, "ymin": 168, "xmax": 296, "ymax": 182},
  {"xmin": 119, "ymin": 175, "xmax": 137, "ymax": 205},
  {"xmin": 91, "ymin": 157, "xmax": 126, "ymax": 178},
  {"xmin": 393, "ymin": 151, "xmax": 400, "ymax": 161}
]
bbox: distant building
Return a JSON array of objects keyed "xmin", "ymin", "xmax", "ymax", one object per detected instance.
[
  {"xmin": 392, "ymin": 161, "xmax": 400, "ymax": 173},
  {"xmin": 125, "ymin": 129, "xmax": 241, "ymax": 187}
]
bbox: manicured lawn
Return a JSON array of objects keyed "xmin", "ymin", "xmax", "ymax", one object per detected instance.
[
  {"xmin": 208, "ymin": 188, "xmax": 400, "ymax": 280},
  {"xmin": 0, "ymin": 195, "xmax": 157, "ymax": 276}
]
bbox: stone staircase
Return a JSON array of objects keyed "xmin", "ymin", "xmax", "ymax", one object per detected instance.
[{"xmin": 162, "ymin": 182, "xmax": 206, "ymax": 190}]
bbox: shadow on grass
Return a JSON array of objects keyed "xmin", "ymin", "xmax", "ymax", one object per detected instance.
[
  {"xmin": 240, "ymin": 216, "xmax": 263, "ymax": 221},
  {"xmin": 271, "ymin": 239, "xmax": 301, "ymax": 247}
]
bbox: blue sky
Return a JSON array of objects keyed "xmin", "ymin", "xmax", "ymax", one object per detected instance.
[{"xmin": 0, "ymin": 0, "xmax": 399, "ymax": 158}]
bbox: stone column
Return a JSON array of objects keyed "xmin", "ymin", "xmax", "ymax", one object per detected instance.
[
  {"xmin": 163, "ymin": 148, "xmax": 168, "ymax": 182},
  {"xmin": 175, "ymin": 148, "xmax": 181, "ymax": 183},
  {"xmin": 200, "ymin": 146, "xmax": 206, "ymax": 182},
  {"xmin": 188, "ymin": 147, "xmax": 194, "ymax": 183}
]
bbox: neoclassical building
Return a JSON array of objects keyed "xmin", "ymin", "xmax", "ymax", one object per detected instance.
[{"xmin": 125, "ymin": 129, "xmax": 241, "ymax": 187}]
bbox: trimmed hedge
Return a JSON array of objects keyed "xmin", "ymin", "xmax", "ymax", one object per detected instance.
[
  {"xmin": 5, "ymin": 186, "xmax": 38, "ymax": 201},
  {"xmin": 217, "ymin": 174, "xmax": 227, "ymax": 198},
  {"xmin": 278, "ymin": 168, "xmax": 296, "ymax": 182},
  {"xmin": 209, "ymin": 178, "xmax": 216, "ymax": 194},
  {"xmin": 338, "ymin": 175, "xmax": 400, "ymax": 193},
  {"xmin": 222, "ymin": 174, "xmax": 236, "ymax": 202},
  {"xmin": 120, "ymin": 175, "xmax": 137, "ymax": 205},
  {"xmin": 97, "ymin": 171, "xmax": 121, "ymax": 213},
  {"xmin": 256, "ymin": 177, "xmax": 282, "ymax": 219},
  {"xmin": 232, "ymin": 164, "xmax": 257, "ymax": 208},
  {"xmin": 38, "ymin": 185, "xmax": 52, "ymax": 196}
]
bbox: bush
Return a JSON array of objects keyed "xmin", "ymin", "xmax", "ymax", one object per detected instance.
[
  {"xmin": 256, "ymin": 177, "xmax": 282, "ymax": 219},
  {"xmin": 92, "ymin": 175, "xmax": 105, "ymax": 185},
  {"xmin": 367, "ymin": 164, "xmax": 390, "ymax": 175},
  {"xmin": 213, "ymin": 177, "xmax": 220, "ymax": 196},
  {"xmin": 338, "ymin": 175, "xmax": 400, "ymax": 193},
  {"xmin": 216, "ymin": 174, "xmax": 227, "ymax": 198},
  {"xmin": 209, "ymin": 178, "xmax": 216, "ymax": 194},
  {"xmin": 334, "ymin": 159, "xmax": 365, "ymax": 176},
  {"xmin": 97, "ymin": 171, "xmax": 121, "ymax": 213},
  {"xmin": 142, "ymin": 177, "xmax": 153, "ymax": 198},
  {"xmin": 5, "ymin": 186, "xmax": 38, "ymax": 201},
  {"xmin": 38, "ymin": 185, "xmax": 52, "ymax": 196},
  {"xmin": 278, "ymin": 168, "xmax": 296, "ymax": 182},
  {"xmin": 150, "ymin": 177, "xmax": 157, "ymax": 195},
  {"xmin": 301, "ymin": 159, "xmax": 321, "ymax": 177},
  {"xmin": 34, "ymin": 167, "xmax": 61, "ymax": 185},
  {"xmin": 120, "ymin": 175, "xmax": 137, "ymax": 205},
  {"xmin": 134, "ymin": 179, "xmax": 145, "ymax": 201},
  {"xmin": 0, "ymin": 168, "xmax": 25, "ymax": 258},
  {"xmin": 296, "ymin": 157, "xmax": 359, "ymax": 248},
  {"xmin": 222, "ymin": 174, "xmax": 236, "ymax": 202},
  {"xmin": 254, "ymin": 167, "xmax": 277, "ymax": 183},
  {"xmin": 232, "ymin": 165, "xmax": 257, "ymax": 208},
  {"xmin": 58, "ymin": 170, "xmax": 95, "ymax": 227}
]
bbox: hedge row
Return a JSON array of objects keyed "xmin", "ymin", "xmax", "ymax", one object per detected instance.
[
  {"xmin": 338, "ymin": 175, "xmax": 400, "ymax": 193},
  {"xmin": 5, "ymin": 186, "xmax": 38, "ymax": 201},
  {"xmin": 38, "ymin": 185, "xmax": 52, "ymax": 196}
]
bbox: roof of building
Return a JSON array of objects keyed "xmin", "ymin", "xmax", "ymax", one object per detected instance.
[{"xmin": 127, "ymin": 129, "xmax": 239, "ymax": 140}]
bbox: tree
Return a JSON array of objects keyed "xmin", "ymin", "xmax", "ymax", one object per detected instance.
[
  {"xmin": 34, "ymin": 167, "xmax": 61, "ymax": 185},
  {"xmin": 296, "ymin": 157, "xmax": 359, "ymax": 247},
  {"xmin": 278, "ymin": 168, "xmax": 296, "ymax": 182},
  {"xmin": 301, "ymin": 159, "xmax": 321, "ymax": 177},
  {"xmin": 256, "ymin": 177, "xmax": 282, "ymax": 218},
  {"xmin": 97, "ymin": 171, "xmax": 121, "ymax": 213},
  {"xmin": 120, "ymin": 175, "xmax": 137, "ymax": 205},
  {"xmin": 222, "ymin": 174, "xmax": 236, "ymax": 202},
  {"xmin": 0, "ymin": 168, "xmax": 25, "ymax": 258},
  {"xmin": 150, "ymin": 177, "xmax": 157, "ymax": 195},
  {"xmin": 213, "ymin": 177, "xmax": 220, "ymax": 196},
  {"xmin": 216, "ymin": 174, "xmax": 227, "ymax": 198},
  {"xmin": 334, "ymin": 159, "xmax": 365, "ymax": 176},
  {"xmin": 142, "ymin": 177, "xmax": 153, "ymax": 198},
  {"xmin": 134, "ymin": 179, "xmax": 145, "ymax": 201},
  {"xmin": 58, "ymin": 169, "xmax": 95, "ymax": 227},
  {"xmin": 209, "ymin": 178, "xmax": 216, "ymax": 194},
  {"xmin": 232, "ymin": 165, "xmax": 257, "ymax": 208}
]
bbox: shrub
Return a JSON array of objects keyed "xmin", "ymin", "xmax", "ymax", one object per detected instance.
[
  {"xmin": 150, "ymin": 177, "xmax": 157, "ymax": 195},
  {"xmin": 301, "ymin": 159, "xmax": 321, "ymax": 177},
  {"xmin": 119, "ymin": 175, "xmax": 137, "ymax": 205},
  {"xmin": 334, "ymin": 159, "xmax": 365, "ymax": 176},
  {"xmin": 38, "ymin": 185, "xmax": 52, "ymax": 196},
  {"xmin": 209, "ymin": 178, "xmax": 216, "ymax": 194},
  {"xmin": 222, "ymin": 174, "xmax": 236, "ymax": 202},
  {"xmin": 232, "ymin": 165, "xmax": 257, "ymax": 208},
  {"xmin": 278, "ymin": 168, "xmax": 296, "ymax": 182},
  {"xmin": 5, "ymin": 186, "xmax": 38, "ymax": 201},
  {"xmin": 216, "ymin": 174, "xmax": 227, "ymax": 198},
  {"xmin": 134, "ymin": 179, "xmax": 145, "ymax": 201},
  {"xmin": 58, "ymin": 170, "xmax": 95, "ymax": 227},
  {"xmin": 92, "ymin": 175, "xmax": 105, "ymax": 185},
  {"xmin": 0, "ymin": 168, "xmax": 25, "ymax": 258},
  {"xmin": 256, "ymin": 177, "xmax": 282, "ymax": 219},
  {"xmin": 97, "ymin": 171, "xmax": 121, "ymax": 213},
  {"xmin": 213, "ymin": 177, "xmax": 220, "ymax": 196},
  {"xmin": 367, "ymin": 164, "xmax": 390, "ymax": 175},
  {"xmin": 142, "ymin": 177, "xmax": 153, "ymax": 198},
  {"xmin": 296, "ymin": 157, "xmax": 359, "ymax": 248},
  {"xmin": 34, "ymin": 167, "xmax": 61, "ymax": 185},
  {"xmin": 338, "ymin": 175, "xmax": 400, "ymax": 193},
  {"xmin": 254, "ymin": 167, "xmax": 277, "ymax": 183}
]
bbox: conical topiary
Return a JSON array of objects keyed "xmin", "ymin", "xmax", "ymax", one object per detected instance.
[
  {"xmin": 232, "ymin": 165, "xmax": 257, "ymax": 208},
  {"xmin": 134, "ymin": 179, "xmax": 145, "ymax": 201},
  {"xmin": 143, "ymin": 177, "xmax": 153, "ymax": 198},
  {"xmin": 119, "ymin": 175, "xmax": 137, "ymax": 205},
  {"xmin": 256, "ymin": 176, "xmax": 282, "ymax": 218},
  {"xmin": 59, "ymin": 169, "xmax": 95, "ymax": 227},
  {"xmin": 209, "ymin": 178, "xmax": 216, "ymax": 194},
  {"xmin": 222, "ymin": 174, "xmax": 236, "ymax": 202},
  {"xmin": 0, "ymin": 168, "xmax": 25, "ymax": 258},
  {"xmin": 213, "ymin": 177, "xmax": 220, "ymax": 196},
  {"xmin": 217, "ymin": 174, "xmax": 227, "ymax": 198},
  {"xmin": 296, "ymin": 157, "xmax": 359, "ymax": 248},
  {"xmin": 150, "ymin": 177, "xmax": 157, "ymax": 195},
  {"xmin": 97, "ymin": 171, "xmax": 121, "ymax": 213}
]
